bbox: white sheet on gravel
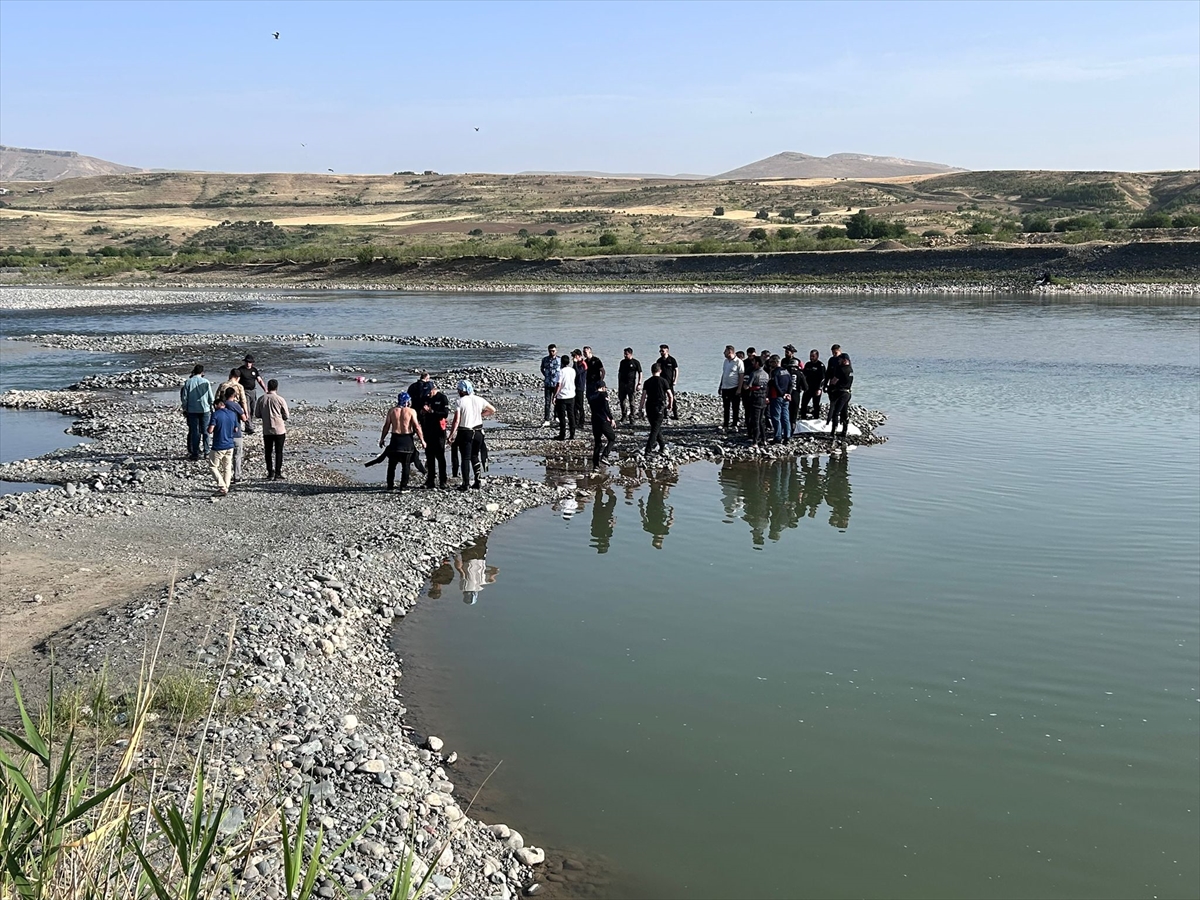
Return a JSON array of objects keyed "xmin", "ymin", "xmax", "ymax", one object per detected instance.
[{"xmin": 792, "ymin": 418, "xmax": 863, "ymax": 437}]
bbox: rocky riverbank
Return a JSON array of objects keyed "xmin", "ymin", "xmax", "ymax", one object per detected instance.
[{"xmin": 0, "ymin": 359, "xmax": 885, "ymax": 899}]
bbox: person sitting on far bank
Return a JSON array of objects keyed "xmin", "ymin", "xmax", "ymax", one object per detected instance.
[
  {"xmin": 206, "ymin": 390, "xmax": 241, "ymax": 497},
  {"xmin": 658, "ymin": 344, "xmax": 680, "ymax": 419},
  {"xmin": 448, "ymin": 380, "xmax": 495, "ymax": 491},
  {"xmin": 540, "ymin": 343, "xmax": 560, "ymax": 427},
  {"xmin": 554, "ymin": 354, "xmax": 577, "ymax": 440},
  {"xmin": 255, "ymin": 378, "xmax": 290, "ymax": 480},
  {"xmin": 237, "ymin": 354, "xmax": 267, "ymax": 435},
  {"xmin": 180, "ymin": 364, "xmax": 215, "ymax": 461}
]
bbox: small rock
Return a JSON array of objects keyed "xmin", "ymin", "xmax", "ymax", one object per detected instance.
[
  {"xmin": 360, "ymin": 759, "xmax": 386, "ymax": 774},
  {"xmin": 516, "ymin": 847, "xmax": 545, "ymax": 866},
  {"xmin": 342, "ymin": 714, "xmax": 359, "ymax": 733},
  {"xmin": 426, "ymin": 735, "xmax": 444, "ymax": 752}
]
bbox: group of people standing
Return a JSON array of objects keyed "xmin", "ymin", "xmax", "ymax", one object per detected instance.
[
  {"xmin": 179, "ymin": 354, "xmax": 290, "ymax": 497},
  {"xmin": 540, "ymin": 343, "xmax": 683, "ymax": 465},
  {"xmin": 719, "ymin": 343, "xmax": 855, "ymax": 447},
  {"xmin": 370, "ymin": 372, "xmax": 495, "ymax": 493}
]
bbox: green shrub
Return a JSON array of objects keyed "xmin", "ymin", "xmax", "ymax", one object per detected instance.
[
  {"xmin": 1129, "ymin": 212, "xmax": 1173, "ymax": 229},
  {"xmin": 1171, "ymin": 212, "xmax": 1200, "ymax": 227},
  {"xmin": 921, "ymin": 229, "xmax": 945, "ymax": 238},
  {"xmin": 816, "ymin": 225, "xmax": 847, "ymax": 240},
  {"xmin": 543, "ymin": 228, "xmax": 557, "ymax": 237},
  {"xmin": 843, "ymin": 210, "xmax": 906, "ymax": 239},
  {"xmin": 713, "ymin": 206, "xmax": 725, "ymax": 216},
  {"xmin": 755, "ymin": 208, "xmax": 770, "ymax": 221},
  {"xmin": 1022, "ymin": 215, "xmax": 1053, "ymax": 233},
  {"xmin": 83, "ymin": 224, "xmax": 109, "ymax": 235},
  {"xmin": 965, "ymin": 222, "xmax": 994, "ymax": 235},
  {"xmin": 775, "ymin": 227, "xmax": 797, "ymax": 240},
  {"xmin": 1053, "ymin": 215, "xmax": 1101, "ymax": 232},
  {"xmin": 467, "ymin": 228, "xmax": 484, "ymax": 236},
  {"xmin": 779, "ymin": 208, "xmax": 796, "ymax": 221},
  {"xmin": 598, "ymin": 232, "xmax": 619, "ymax": 247},
  {"xmin": 810, "ymin": 208, "xmax": 821, "ymax": 217},
  {"xmin": 748, "ymin": 227, "xmax": 768, "ymax": 241}
]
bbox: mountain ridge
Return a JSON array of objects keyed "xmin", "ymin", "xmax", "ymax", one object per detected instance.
[{"xmin": 714, "ymin": 151, "xmax": 966, "ymax": 180}]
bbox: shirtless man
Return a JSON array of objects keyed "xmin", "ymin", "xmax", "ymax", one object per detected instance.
[{"xmin": 377, "ymin": 392, "xmax": 425, "ymax": 492}]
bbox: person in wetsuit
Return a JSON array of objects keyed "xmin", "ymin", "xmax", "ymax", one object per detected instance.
[
  {"xmin": 826, "ymin": 352, "xmax": 854, "ymax": 441},
  {"xmin": 800, "ymin": 349, "xmax": 825, "ymax": 420},
  {"xmin": 372, "ymin": 392, "xmax": 425, "ymax": 491},
  {"xmin": 418, "ymin": 380, "xmax": 451, "ymax": 489}
]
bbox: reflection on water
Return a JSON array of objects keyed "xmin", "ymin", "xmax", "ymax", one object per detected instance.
[
  {"xmin": 425, "ymin": 535, "xmax": 499, "ymax": 604},
  {"xmin": 718, "ymin": 452, "xmax": 853, "ymax": 544},
  {"xmin": 638, "ymin": 470, "xmax": 678, "ymax": 550}
]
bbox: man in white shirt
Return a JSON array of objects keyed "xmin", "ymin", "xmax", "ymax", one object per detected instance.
[
  {"xmin": 718, "ymin": 345, "xmax": 744, "ymax": 432},
  {"xmin": 448, "ymin": 379, "xmax": 496, "ymax": 491}
]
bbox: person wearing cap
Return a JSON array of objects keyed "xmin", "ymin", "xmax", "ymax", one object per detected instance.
[
  {"xmin": 587, "ymin": 377, "xmax": 617, "ymax": 472},
  {"xmin": 448, "ymin": 380, "xmax": 495, "ymax": 491},
  {"xmin": 237, "ymin": 355, "xmax": 267, "ymax": 434},
  {"xmin": 375, "ymin": 391, "xmax": 424, "ymax": 492},
  {"xmin": 417, "ymin": 379, "xmax": 451, "ymax": 489},
  {"xmin": 782, "ymin": 345, "xmax": 802, "ymax": 433}
]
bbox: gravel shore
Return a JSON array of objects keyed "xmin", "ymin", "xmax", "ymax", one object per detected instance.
[{"xmin": 0, "ymin": 352, "xmax": 885, "ymax": 899}]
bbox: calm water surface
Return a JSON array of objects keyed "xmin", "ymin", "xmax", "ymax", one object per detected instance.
[{"xmin": 2, "ymin": 288, "xmax": 1197, "ymax": 898}]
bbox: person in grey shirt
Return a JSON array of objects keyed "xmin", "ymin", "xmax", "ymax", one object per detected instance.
[{"xmin": 255, "ymin": 378, "xmax": 290, "ymax": 480}]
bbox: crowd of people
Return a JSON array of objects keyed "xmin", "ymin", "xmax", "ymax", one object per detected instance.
[
  {"xmin": 537, "ymin": 341, "xmax": 856, "ymax": 467},
  {"xmin": 180, "ymin": 340, "xmax": 857, "ymax": 496},
  {"xmin": 180, "ymin": 354, "xmax": 289, "ymax": 497}
]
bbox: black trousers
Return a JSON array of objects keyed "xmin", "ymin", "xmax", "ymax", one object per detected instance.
[
  {"xmin": 574, "ymin": 393, "xmax": 586, "ymax": 427},
  {"xmin": 721, "ymin": 388, "xmax": 740, "ymax": 429},
  {"xmin": 556, "ymin": 398, "xmax": 576, "ymax": 439},
  {"xmin": 828, "ymin": 390, "xmax": 851, "ymax": 434},
  {"xmin": 385, "ymin": 433, "xmax": 416, "ymax": 490},
  {"xmin": 748, "ymin": 401, "xmax": 769, "ymax": 445},
  {"xmin": 800, "ymin": 387, "xmax": 822, "ymax": 419},
  {"xmin": 644, "ymin": 408, "xmax": 667, "ymax": 453},
  {"xmin": 455, "ymin": 428, "xmax": 484, "ymax": 486},
  {"xmin": 670, "ymin": 382, "xmax": 680, "ymax": 418},
  {"xmin": 543, "ymin": 386, "xmax": 556, "ymax": 423},
  {"xmin": 789, "ymin": 391, "xmax": 801, "ymax": 431},
  {"xmin": 592, "ymin": 419, "xmax": 616, "ymax": 468},
  {"xmin": 424, "ymin": 432, "xmax": 447, "ymax": 486},
  {"xmin": 263, "ymin": 433, "xmax": 286, "ymax": 477}
]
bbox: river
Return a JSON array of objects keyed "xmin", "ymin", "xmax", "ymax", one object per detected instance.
[{"xmin": 2, "ymin": 287, "xmax": 1198, "ymax": 898}]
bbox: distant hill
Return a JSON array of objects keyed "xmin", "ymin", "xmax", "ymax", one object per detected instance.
[
  {"xmin": 0, "ymin": 145, "xmax": 142, "ymax": 181},
  {"xmin": 715, "ymin": 151, "xmax": 965, "ymax": 181},
  {"xmin": 519, "ymin": 170, "xmax": 708, "ymax": 180}
]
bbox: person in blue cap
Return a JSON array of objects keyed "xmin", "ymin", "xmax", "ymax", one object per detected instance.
[
  {"xmin": 367, "ymin": 392, "xmax": 425, "ymax": 491},
  {"xmin": 448, "ymin": 380, "xmax": 495, "ymax": 491}
]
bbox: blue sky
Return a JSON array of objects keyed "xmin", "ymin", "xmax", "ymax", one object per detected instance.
[{"xmin": 1, "ymin": 0, "xmax": 1196, "ymax": 174}]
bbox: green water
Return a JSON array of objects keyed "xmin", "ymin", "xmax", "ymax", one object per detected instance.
[{"xmin": 395, "ymin": 299, "xmax": 1200, "ymax": 900}]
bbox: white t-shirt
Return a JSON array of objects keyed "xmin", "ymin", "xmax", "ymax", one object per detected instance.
[
  {"xmin": 720, "ymin": 357, "xmax": 744, "ymax": 391},
  {"xmin": 557, "ymin": 364, "xmax": 576, "ymax": 400},
  {"xmin": 455, "ymin": 394, "xmax": 490, "ymax": 429}
]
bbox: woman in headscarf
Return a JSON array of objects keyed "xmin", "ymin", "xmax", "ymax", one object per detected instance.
[{"xmin": 372, "ymin": 392, "xmax": 425, "ymax": 492}]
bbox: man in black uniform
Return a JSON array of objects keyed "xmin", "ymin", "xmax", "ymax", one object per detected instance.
[
  {"xmin": 617, "ymin": 347, "xmax": 642, "ymax": 424},
  {"xmin": 572, "ymin": 349, "xmax": 588, "ymax": 428},
  {"xmin": 418, "ymin": 380, "xmax": 451, "ymax": 488},
  {"xmin": 587, "ymin": 379, "xmax": 617, "ymax": 472},
  {"xmin": 801, "ymin": 349, "xmax": 826, "ymax": 420},
  {"xmin": 782, "ymin": 345, "xmax": 802, "ymax": 434},
  {"xmin": 640, "ymin": 362, "xmax": 673, "ymax": 455},
  {"xmin": 657, "ymin": 345, "xmax": 680, "ymax": 419},
  {"xmin": 823, "ymin": 344, "xmax": 842, "ymax": 409},
  {"xmin": 826, "ymin": 352, "xmax": 854, "ymax": 441},
  {"xmin": 237, "ymin": 355, "xmax": 266, "ymax": 434}
]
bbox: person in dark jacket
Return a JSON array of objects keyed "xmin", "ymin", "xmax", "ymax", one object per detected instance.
[
  {"xmin": 768, "ymin": 354, "xmax": 796, "ymax": 444},
  {"xmin": 572, "ymin": 349, "xmax": 588, "ymax": 427},
  {"xmin": 826, "ymin": 353, "xmax": 854, "ymax": 440},
  {"xmin": 658, "ymin": 345, "xmax": 680, "ymax": 419},
  {"xmin": 418, "ymin": 380, "xmax": 451, "ymax": 488},
  {"xmin": 782, "ymin": 345, "xmax": 802, "ymax": 433},
  {"xmin": 587, "ymin": 379, "xmax": 617, "ymax": 472},
  {"xmin": 801, "ymin": 350, "xmax": 826, "ymax": 420},
  {"xmin": 745, "ymin": 356, "xmax": 770, "ymax": 447}
]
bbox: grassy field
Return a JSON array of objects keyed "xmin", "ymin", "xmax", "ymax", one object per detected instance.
[{"xmin": 0, "ymin": 168, "xmax": 1197, "ymax": 276}]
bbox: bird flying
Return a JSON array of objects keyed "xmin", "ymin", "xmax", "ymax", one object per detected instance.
[
  {"xmin": 272, "ymin": 32, "xmax": 280, "ymax": 39},
  {"xmin": 474, "ymin": 127, "xmax": 480, "ymax": 132},
  {"xmin": 327, "ymin": 168, "xmax": 334, "ymax": 173}
]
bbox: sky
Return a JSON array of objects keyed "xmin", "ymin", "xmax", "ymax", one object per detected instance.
[{"xmin": 1, "ymin": 0, "xmax": 1197, "ymax": 175}]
